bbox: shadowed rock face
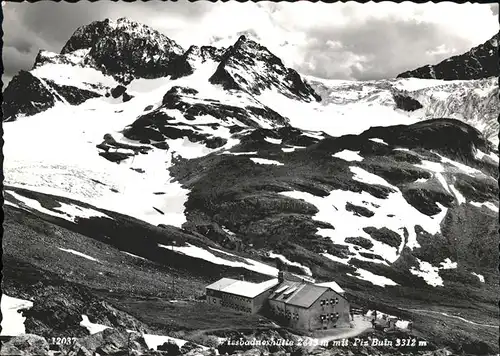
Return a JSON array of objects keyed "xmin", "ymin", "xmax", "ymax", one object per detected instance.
[
  {"xmin": 2, "ymin": 71, "xmax": 57, "ymax": 121},
  {"xmin": 2, "ymin": 71, "xmax": 102, "ymax": 121},
  {"xmin": 209, "ymin": 35, "xmax": 321, "ymax": 102},
  {"xmin": 61, "ymin": 19, "xmax": 117, "ymax": 54},
  {"xmin": 45, "ymin": 81, "xmax": 102, "ymax": 105},
  {"xmin": 393, "ymin": 93, "xmax": 423, "ymax": 112},
  {"xmin": 397, "ymin": 32, "xmax": 499, "ymax": 80}
]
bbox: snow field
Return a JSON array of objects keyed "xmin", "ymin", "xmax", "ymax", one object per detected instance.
[
  {"xmin": 280, "ymin": 166, "xmax": 448, "ymax": 265},
  {"xmin": 0, "ymin": 295, "xmax": 34, "ymax": 336}
]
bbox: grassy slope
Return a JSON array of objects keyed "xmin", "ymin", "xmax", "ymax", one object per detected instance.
[{"xmin": 2, "ymin": 203, "xmax": 276, "ymax": 338}]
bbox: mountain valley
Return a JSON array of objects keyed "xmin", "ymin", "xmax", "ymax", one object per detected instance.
[{"xmin": 1, "ymin": 17, "xmax": 499, "ymax": 356}]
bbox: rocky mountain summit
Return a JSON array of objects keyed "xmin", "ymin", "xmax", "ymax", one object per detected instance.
[
  {"xmin": 61, "ymin": 17, "xmax": 185, "ymax": 82},
  {"xmin": 397, "ymin": 32, "xmax": 499, "ymax": 80},
  {"xmin": 209, "ymin": 35, "xmax": 321, "ymax": 102},
  {"xmin": 2, "ymin": 17, "xmax": 499, "ymax": 356}
]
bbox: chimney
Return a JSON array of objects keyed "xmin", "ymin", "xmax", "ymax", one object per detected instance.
[{"xmin": 278, "ymin": 271, "xmax": 284, "ymax": 284}]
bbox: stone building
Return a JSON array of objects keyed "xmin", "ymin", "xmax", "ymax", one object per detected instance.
[{"xmin": 205, "ymin": 271, "xmax": 349, "ymax": 331}]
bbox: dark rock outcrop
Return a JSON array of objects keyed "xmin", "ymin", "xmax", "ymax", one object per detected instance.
[
  {"xmin": 62, "ymin": 18, "xmax": 185, "ymax": 83},
  {"xmin": 362, "ymin": 227, "xmax": 402, "ymax": 248},
  {"xmin": 96, "ymin": 133, "xmax": 152, "ymax": 163},
  {"xmin": 345, "ymin": 202, "xmax": 375, "ymax": 217},
  {"xmin": 45, "ymin": 80, "xmax": 101, "ymax": 105},
  {"xmin": 344, "ymin": 236, "xmax": 374, "ymax": 249},
  {"xmin": 161, "ymin": 86, "xmax": 289, "ymax": 128},
  {"xmin": 393, "ymin": 92, "xmax": 423, "ymax": 111},
  {"xmin": 2, "ymin": 71, "xmax": 57, "ymax": 121},
  {"xmin": 111, "ymin": 85, "xmax": 127, "ymax": 98}
]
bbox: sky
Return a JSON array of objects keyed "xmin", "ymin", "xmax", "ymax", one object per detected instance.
[{"xmin": 2, "ymin": 1, "xmax": 499, "ymax": 85}]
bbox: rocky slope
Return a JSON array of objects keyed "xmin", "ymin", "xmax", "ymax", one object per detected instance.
[
  {"xmin": 397, "ymin": 32, "xmax": 499, "ymax": 80},
  {"xmin": 2, "ymin": 17, "xmax": 499, "ymax": 355},
  {"xmin": 209, "ymin": 35, "xmax": 321, "ymax": 102}
]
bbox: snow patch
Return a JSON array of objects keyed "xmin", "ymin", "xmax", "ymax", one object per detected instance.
[
  {"xmin": 264, "ymin": 137, "xmax": 282, "ymax": 145},
  {"xmin": 350, "ymin": 166, "xmax": 394, "ymax": 188},
  {"xmin": 222, "ymin": 151, "xmax": 258, "ymax": 156},
  {"xmin": 321, "ymin": 253, "xmax": 350, "ymax": 265},
  {"xmin": 449, "ymin": 185, "xmax": 466, "ymax": 205},
  {"xmin": 0, "ymin": 295, "xmax": 33, "ymax": 336},
  {"xmin": 222, "ymin": 227, "xmax": 236, "ymax": 236},
  {"xmin": 59, "ymin": 248, "xmax": 100, "ymax": 262},
  {"xmin": 439, "ymin": 258, "xmax": 457, "ymax": 270},
  {"xmin": 250, "ymin": 158, "xmax": 284, "ymax": 166},
  {"xmin": 347, "ymin": 268, "xmax": 398, "ymax": 287},
  {"xmin": 268, "ymin": 252, "xmax": 312, "ymax": 276},
  {"xmin": 159, "ymin": 243, "xmax": 278, "ymax": 277},
  {"xmin": 332, "ymin": 150, "xmax": 363, "ymax": 162},
  {"xmin": 470, "ymin": 201, "xmax": 499, "ymax": 213},
  {"xmin": 471, "ymin": 272, "xmax": 485, "ymax": 283},
  {"xmin": 80, "ymin": 315, "xmax": 111, "ymax": 334},
  {"xmin": 369, "ymin": 138, "xmax": 388, "ymax": 145},
  {"xmin": 410, "ymin": 259, "xmax": 443, "ymax": 287},
  {"xmin": 123, "ymin": 251, "xmax": 147, "ymax": 260},
  {"xmin": 143, "ymin": 334, "xmax": 189, "ymax": 350},
  {"xmin": 474, "ymin": 149, "xmax": 499, "ymax": 164}
]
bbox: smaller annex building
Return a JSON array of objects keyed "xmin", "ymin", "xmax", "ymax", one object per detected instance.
[{"xmin": 206, "ymin": 278, "xmax": 279, "ymax": 314}]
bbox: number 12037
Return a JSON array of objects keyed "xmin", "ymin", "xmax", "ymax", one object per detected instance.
[{"xmin": 51, "ymin": 337, "xmax": 77, "ymax": 345}]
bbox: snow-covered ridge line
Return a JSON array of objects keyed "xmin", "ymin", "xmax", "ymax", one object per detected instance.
[{"xmin": 159, "ymin": 243, "xmax": 279, "ymax": 277}]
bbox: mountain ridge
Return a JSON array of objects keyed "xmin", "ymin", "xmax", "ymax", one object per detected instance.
[{"xmin": 397, "ymin": 32, "xmax": 499, "ymax": 80}]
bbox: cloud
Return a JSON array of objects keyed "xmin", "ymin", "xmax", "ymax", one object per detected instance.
[
  {"xmin": 2, "ymin": 1, "xmax": 498, "ymax": 84},
  {"xmin": 258, "ymin": 2, "xmax": 499, "ymax": 80}
]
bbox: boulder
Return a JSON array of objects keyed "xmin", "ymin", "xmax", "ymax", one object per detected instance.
[
  {"xmin": 158, "ymin": 340, "xmax": 181, "ymax": 355},
  {"xmin": 111, "ymin": 85, "xmax": 127, "ymax": 98},
  {"xmin": 0, "ymin": 334, "xmax": 50, "ymax": 356},
  {"xmin": 64, "ymin": 329, "xmax": 149, "ymax": 356}
]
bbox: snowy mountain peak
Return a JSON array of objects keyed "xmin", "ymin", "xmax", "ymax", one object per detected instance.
[
  {"xmin": 397, "ymin": 31, "xmax": 499, "ymax": 80},
  {"xmin": 61, "ymin": 18, "xmax": 183, "ymax": 55},
  {"xmin": 209, "ymin": 35, "xmax": 321, "ymax": 102},
  {"xmin": 59, "ymin": 17, "xmax": 185, "ymax": 83}
]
